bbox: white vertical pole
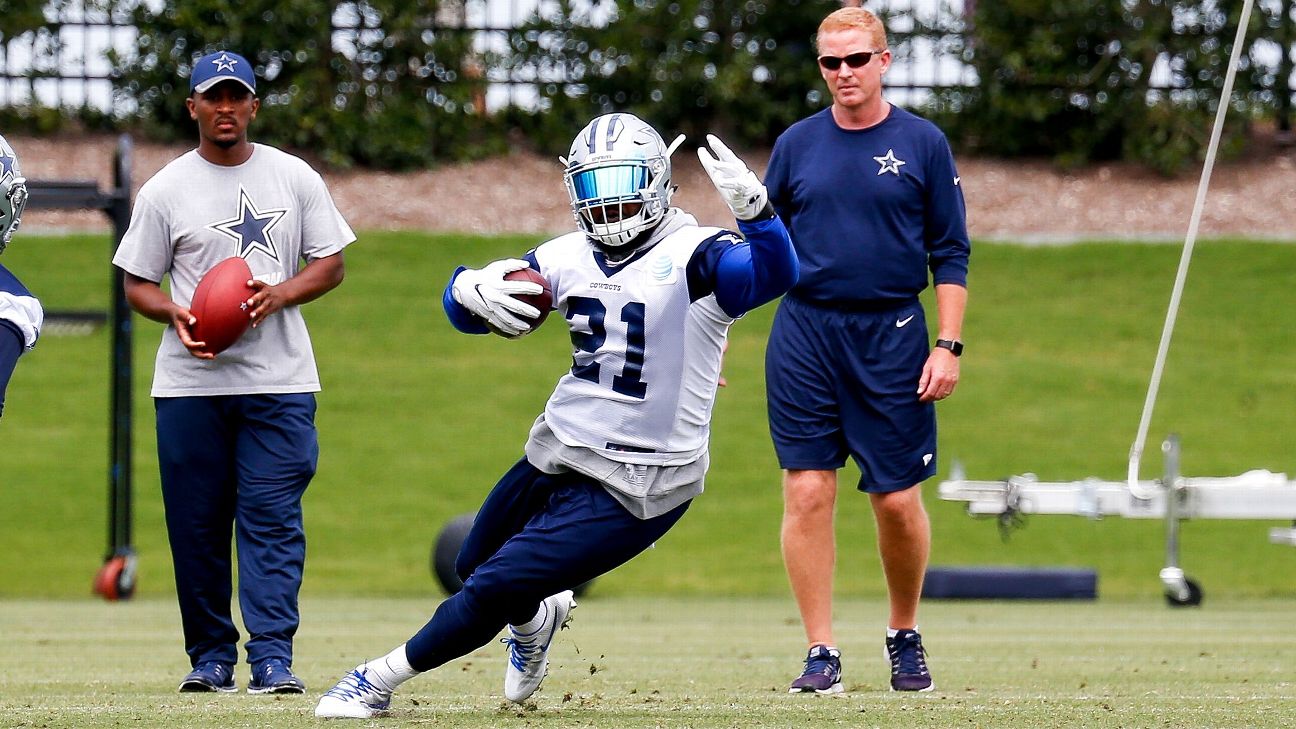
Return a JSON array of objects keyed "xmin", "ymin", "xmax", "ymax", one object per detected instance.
[{"xmin": 1128, "ymin": 0, "xmax": 1257, "ymax": 497}]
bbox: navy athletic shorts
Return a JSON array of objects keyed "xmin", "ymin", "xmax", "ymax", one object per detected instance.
[{"xmin": 765, "ymin": 295, "xmax": 937, "ymax": 492}]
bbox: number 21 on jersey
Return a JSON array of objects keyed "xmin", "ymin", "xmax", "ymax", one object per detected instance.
[{"xmin": 565, "ymin": 295, "xmax": 647, "ymax": 399}]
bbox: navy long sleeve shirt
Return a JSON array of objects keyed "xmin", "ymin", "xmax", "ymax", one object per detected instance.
[{"xmin": 764, "ymin": 106, "xmax": 970, "ymax": 306}]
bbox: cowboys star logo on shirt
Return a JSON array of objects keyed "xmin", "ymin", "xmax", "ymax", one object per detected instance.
[
  {"xmin": 207, "ymin": 186, "xmax": 288, "ymax": 261},
  {"xmin": 873, "ymin": 149, "xmax": 906, "ymax": 176}
]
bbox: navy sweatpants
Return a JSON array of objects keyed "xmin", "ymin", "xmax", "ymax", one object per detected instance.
[
  {"xmin": 405, "ymin": 458, "xmax": 690, "ymax": 671},
  {"xmin": 155, "ymin": 394, "xmax": 318, "ymax": 668}
]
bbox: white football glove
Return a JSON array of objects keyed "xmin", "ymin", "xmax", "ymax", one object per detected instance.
[
  {"xmin": 451, "ymin": 258, "xmax": 544, "ymax": 338},
  {"xmin": 697, "ymin": 133, "xmax": 768, "ymax": 221}
]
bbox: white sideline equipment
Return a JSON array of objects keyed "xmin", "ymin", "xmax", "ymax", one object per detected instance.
[
  {"xmin": 939, "ymin": 436, "xmax": 1296, "ymax": 606},
  {"xmin": 1126, "ymin": 0, "xmax": 1255, "ymax": 497},
  {"xmin": 940, "ymin": 0, "xmax": 1289, "ymax": 608}
]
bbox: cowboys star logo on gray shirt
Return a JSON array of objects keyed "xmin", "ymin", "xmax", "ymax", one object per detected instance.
[
  {"xmin": 208, "ymin": 186, "xmax": 288, "ymax": 261},
  {"xmin": 112, "ymin": 144, "xmax": 355, "ymax": 397}
]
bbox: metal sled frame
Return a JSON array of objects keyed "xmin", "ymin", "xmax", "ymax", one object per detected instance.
[
  {"xmin": 937, "ymin": 0, "xmax": 1296, "ymax": 607},
  {"xmin": 938, "ymin": 435, "xmax": 1296, "ymax": 605}
]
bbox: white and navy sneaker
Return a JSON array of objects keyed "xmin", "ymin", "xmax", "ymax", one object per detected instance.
[
  {"xmin": 789, "ymin": 645, "xmax": 844, "ymax": 694},
  {"xmin": 502, "ymin": 590, "xmax": 576, "ymax": 703},
  {"xmin": 886, "ymin": 629, "xmax": 934, "ymax": 692},
  {"xmin": 315, "ymin": 664, "xmax": 393, "ymax": 719},
  {"xmin": 248, "ymin": 658, "xmax": 306, "ymax": 694},
  {"xmin": 178, "ymin": 661, "xmax": 237, "ymax": 693}
]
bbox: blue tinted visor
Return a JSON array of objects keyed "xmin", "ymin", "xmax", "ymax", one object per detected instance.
[{"xmin": 570, "ymin": 164, "xmax": 649, "ymax": 202}]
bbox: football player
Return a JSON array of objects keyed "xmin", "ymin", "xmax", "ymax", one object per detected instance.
[
  {"xmin": 0, "ymin": 133, "xmax": 41, "ymax": 419},
  {"xmin": 315, "ymin": 113, "xmax": 799, "ymax": 719}
]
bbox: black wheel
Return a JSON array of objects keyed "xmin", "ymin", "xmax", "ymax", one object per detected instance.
[
  {"xmin": 1165, "ymin": 578, "xmax": 1203, "ymax": 607},
  {"xmin": 429, "ymin": 512, "xmax": 595, "ymax": 598},
  {"xmin": 431, "ymin": 513, "xmax": 475, "ymax": 596}
]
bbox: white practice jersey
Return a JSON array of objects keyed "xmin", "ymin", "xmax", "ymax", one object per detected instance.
[
  {"xmin": 113, "ymin": 144, "xmax": 355, "ymax": 397},
  {"xmin": 532, "ymin": 224, "xmax": 736, "ymax": 466}
]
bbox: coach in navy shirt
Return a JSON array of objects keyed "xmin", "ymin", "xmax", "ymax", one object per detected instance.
[{"xmin": 765, "ymin": 6, "xmax": 969, "ymax": 696}]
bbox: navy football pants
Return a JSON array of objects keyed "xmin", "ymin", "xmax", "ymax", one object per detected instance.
[
  {"xmin": 405, "ymin": 458, "xmax": 690, "ymax": 671},
  {"xmin": 155, "ymin": 394, "xmax": 318, "ymax": 669},
  {"xmin": 0, "ymin": 323, "xmax": 22, "ymax": 418}
]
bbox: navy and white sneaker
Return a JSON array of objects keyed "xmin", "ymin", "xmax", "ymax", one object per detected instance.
[
  {"xmin": 315, "ymin": 664, "xmax": 393, "ymax": 719},
  {"xmin": 886, "ymin": 629, "xmax": 934, "ymax": 692},
  {"xmin": 248, "ymin": 658, "xmax": 307, "ymax": 694},
  {"xmin": 503, "ymin": 590, "xmax": 576, "ymax": 703},
  {"xmin": 789, "ymin": 645, "xmax": 843, "ymax": 694},
  {"xmin": 178, "ymin": 661, "xmax": 237, "ymax": 693}
]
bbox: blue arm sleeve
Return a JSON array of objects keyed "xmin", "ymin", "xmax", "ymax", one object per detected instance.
[
  {"xmin": 442, "ymin": 266, "xmax": 491, "ymax": 335},
  {"xmin": 0, "ymin": 321, "xmax": 24, "ymax": 419},
  {"xmin": 686, "ymin": 212, "xmax": 799, "ymax": 318}
]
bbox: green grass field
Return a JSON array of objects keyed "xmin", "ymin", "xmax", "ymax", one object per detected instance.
[
  {"xmin": 4, "ymin": 596, "xmax": 1294, "ymax": 728},
  {"xmin": 2, "ymin": 233, "xmax": 1296, "ymax": 601}
]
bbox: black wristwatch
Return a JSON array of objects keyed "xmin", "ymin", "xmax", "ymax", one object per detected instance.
[{"xmin": 935, "ymin": 339, "xmax": 964, "ymax": 357}]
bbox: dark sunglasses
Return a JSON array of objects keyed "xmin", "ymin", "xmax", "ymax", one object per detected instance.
[{"xmin": 817, "ymin": 51, "xmax": 881, "ymax": 71}]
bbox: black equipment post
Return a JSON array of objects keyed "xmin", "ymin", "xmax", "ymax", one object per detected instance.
[
  {"xmin": 106, "ymin": 136, "xmax": 135, "ymax": 599},
  {"xmin": 26, "ymin": 135, "xmax": 136, "ymax": 600}
]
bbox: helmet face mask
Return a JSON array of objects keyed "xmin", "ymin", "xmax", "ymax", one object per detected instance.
[
  {"xmin": 563, "ymin": 114, "xmax": 677, "ymax": 250},
  {"xmin": 0, "ymin": 134, "xmax": 26, "ymax": 255}
]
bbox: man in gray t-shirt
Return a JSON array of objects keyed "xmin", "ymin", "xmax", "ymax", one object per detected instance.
[{"xmin": 112, "ymin": 50, "xmax": 355, "ymax": 696}]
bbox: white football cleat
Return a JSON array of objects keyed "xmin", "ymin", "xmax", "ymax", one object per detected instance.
[
  {"xmin": 315, "ymin": 664, "xmax": 393, "ymax": 719},
  {"xmin": 503, "ymin": 590, "xmax": 576, "ymax": 703}
]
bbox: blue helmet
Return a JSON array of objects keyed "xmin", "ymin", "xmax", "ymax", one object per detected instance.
[
  {"xmin": 562, "ymin": 113, "xmax": 682, "ymax": 249},
  {"xmin": 0, "ymin": 134, "xmax": 27, "ymax": 254}
]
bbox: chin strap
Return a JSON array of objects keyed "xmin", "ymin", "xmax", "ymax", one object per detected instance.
[{"xmin": 593, "ymin": 226, "xmax": 660, "ymax": 264}]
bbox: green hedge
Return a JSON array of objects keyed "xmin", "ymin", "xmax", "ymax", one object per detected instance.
[
  {"xmin": 82, "ymin": 0, "xmax": 1294, "ymax": 172},
  {"xmin": 105, "ymin": 0, "xmax": 838, "ymax": 166},
  {"xmin": 112, "ymin": 0, "xmax": 507, "ymax": 169},
  {"xmin": 498, "ymin": 0, "xmax": 838, "ymax": 155},
  {"xmin": 932, "ymin": 0, "xmax": 1277, "ymax": 173}
]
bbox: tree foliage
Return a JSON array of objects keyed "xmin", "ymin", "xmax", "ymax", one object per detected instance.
[
  {"xmin": 498, "ymin": 0, "xmax": 839, "ymax": 154},
  {"xmin": 113, "ymin": 0, "xmax": 505, "ymax": 169},
  {"xmin": 0, "ymin": 0, "xmax": 47, "ymax": 44},
  {"xmin": 82, "ymin": 0, "xmax": 1296, "ymax": 172},
  {"xmin": 935, "ymin": 0, "xmax": 1276, "ymax": 173},
  {"xmin": 0, "ymin": 1, "xmax": 121, "ymax": 134}
]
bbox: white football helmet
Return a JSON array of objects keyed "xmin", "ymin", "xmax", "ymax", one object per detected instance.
[
  {"xmin": 562, "ymin": 113, "xmax": 684, "ymax": 250},
  {"xmin": 0, "ymin": 134, "xmax": 28, "ymax": 255}
]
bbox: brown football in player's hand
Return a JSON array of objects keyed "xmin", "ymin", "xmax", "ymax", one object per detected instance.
[
  {"xmin": 498, "ymin": 267, "xmax": 553, "ymax": 335},
  {"xmin": 189, "ymin": 256, "xmax": 254, "ymax": 355}
]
